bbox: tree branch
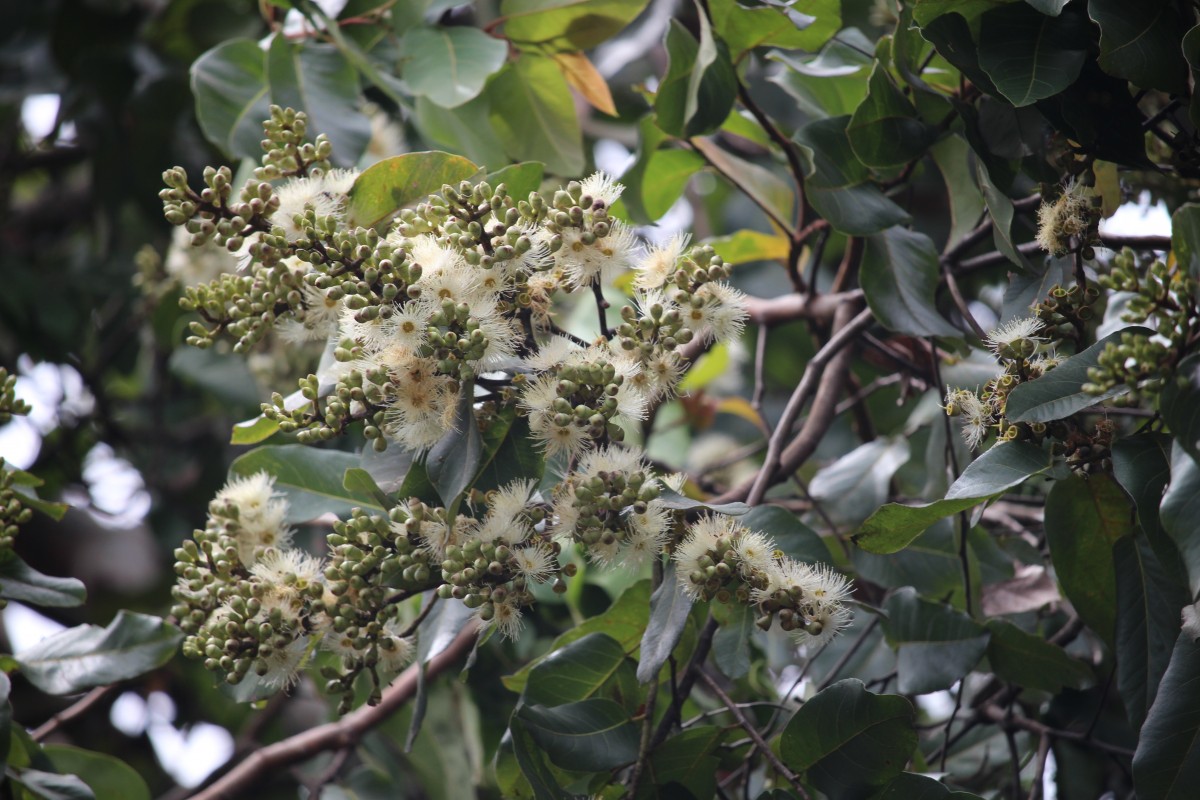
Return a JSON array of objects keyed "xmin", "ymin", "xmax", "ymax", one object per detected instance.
[{"xmin": 188, "ymin": 624, "xmax": 478, "ymax": 800}]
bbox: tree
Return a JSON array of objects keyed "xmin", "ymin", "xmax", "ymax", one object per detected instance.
[{"xmin": 2, "ymin": 0, "xmax": 1200, "ymax": 797}]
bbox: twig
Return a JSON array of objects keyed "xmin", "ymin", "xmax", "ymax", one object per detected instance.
[
  {"xmin": 1029, "ymin": 733, "xmax": 1051, "ymax": 800},
  {"xmin": 697, "ymin": 670, "xmax": 810, "ymax": 799},
  {"xmin": 752, "ymin": 324, "xmax": 770, "ymax": 424},
  {"xmin": 943, "ymin": 265, "xmax": 987, "ymax": 339},
  {"xmin": 745, "ymin": 305, "xmax": 870, "ymax": 506},
  {"xmin": 31, "ymin": 685, "xmax": 117, "ymax": 742},
  {"xmin": 816, "ymin": 616, "xmax": 880, "ymax": 691},
  {"xmin": 591, "ymin": 279, "xmax": 613, "ymax": 339},
  {"xmin": 188, "ymin": 623, "xmax": 478, "ymax": 800},
  {"xmin": 979, "ymin": 704, "xmax": 1134, "ymax": 759},
  {"xmin": 650, "ymin": 615, "xmax": 720, "ymax": 748}
]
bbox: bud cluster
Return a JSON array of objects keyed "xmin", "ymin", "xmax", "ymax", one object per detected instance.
[
  {"xmin": 1035, "ymin": 177, "xmax": 1100, "ymax": 258},
  {"xmin": 0, "ymin": 460, "xmax": 35, "ymax": 554},
  {"xmin": 0, "ymin": 367, "xmax": 31, "ymax": 425}
]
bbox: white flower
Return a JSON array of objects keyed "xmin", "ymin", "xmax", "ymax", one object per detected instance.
[
  {"xmin": 476, "ymin": 479, "xmax": 536, "ymax": 545},
  {"xmin": 511, "ymin": 540, "xmax": 556, "ymax": 583},
  {"xmin": 319, "ymin": 167, "xmax": 359, "ymax": 197},
  {"xmin": 250, "ymin": 547, "xmax": 325, "ymax": 588},
  {"xmin": 635, "ymin": 233, "xmax": 690, "ymax": 290},
  {"xmin": 577, "ymin": 445, "xmax": 643, "ymax": 482},
  {"xmin": 478, "ymin": 594, "xmax": 524, "ymax": 640},
  {"xmin": 1036, "ymin": 179, "xmax": 1092, "ymax": 256},
  {"xmin": 801, "ymin": 563, "xmax": 853, "ymax": 607},
  {"xmin": 555, "ymin": 221, "xmax": 640, "ymax": 289},
  {"xmin": 215, "ymin": 472, "xmax": 293, "ymax": 567},
  {"xmin": 258, "ymin": 634, "xmax": 310, "ymax": 691},
  {"xmin": 674, "ymin": 515, "xmax": 740, "ymax": 598},
  {"xmin": 383, "ymin": 367, "xmax": 456, "ymax": 452},
  {"xmin": 679, "ymin": 282, "xmax": 749, "ymax": 345},
  {"xmin": 522, "ymin": 335, "xmax": 583, "ymax": 372},
  {"xmin": 986, "ymin": 317, "xmax": 1044, "ymax": 355},
  {"xmin": 944, "ymin": 388, "xmax": 994, "ymax": 451},
  {"xmin": 619, "ymin": 501, "xmax": 671, "ymax": 568},
  {"xmin": 733, "ymin": 530, "xmax": 776, "ymax": 574},
  {"xmin": 272, "ymin": 176, "xmax": 343, "ymax": 242},
  {"xmin": 580, "ymin": 172, "xmax": 625, "ymax": 207},
  {"xmin": 793, "ymin": 602, "xmax": 852, "ymax": 649}
]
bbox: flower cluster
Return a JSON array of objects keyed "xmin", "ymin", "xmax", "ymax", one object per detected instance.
[
  {"xmin": 1035, "ymin": 178, "xmax": 1098, "ymax": 257},
  {"xmin": 674, "ymin": 515, "xmax": 853, "ymax": 648},
  {"xmin": 164, "ymin": 108, "xmax": 849, "ymax": 707}
]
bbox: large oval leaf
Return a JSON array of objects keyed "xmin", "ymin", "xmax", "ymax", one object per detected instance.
[
  {"xmin": 524, "ymin": 633, "xmax": 629, "ymax": 706},
  {"xmin": 977, "ymin": 3, "xmax": 1090, "ymax": 107},
  {"xmin": 346, "ymin": 151, "xmax": 480, "ymax": 229},
  {"xmin": 1133, "ymin": 633, "xmax": 1200, "ymax": 799},
  {"xmin": 882, "ymin": 587, "xmax": 989, "ymax": 695},
  {"xmin": 228, "ymin": 444, "xmax": 386, "ymax": 522},
  {"xmin": 190, "ymin": 39, "xmax": 271, "ymax": 161},
  {"xmin": 516, "ymin": 698, "xmax": 639, "ymax": 772},
  {"xmin": 861, "ymin": 226, "xmax": 961, "ymax": 338},
  {"xmin": 487, "ymin": 56, "xmax": 584, "ymax": 177},
  {"xmin": 400, "ymin": 26, "xmax": 508, "ymax": 109}
]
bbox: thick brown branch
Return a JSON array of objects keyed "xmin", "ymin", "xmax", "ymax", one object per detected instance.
[{"xmin": 189, "ymin": 624, "xmax": 477, "ymax": 800}]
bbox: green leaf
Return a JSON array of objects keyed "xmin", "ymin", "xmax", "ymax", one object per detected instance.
[
  {"xmin": 1044, "ymin": 473, "xmax": 1134, "ymax": 646},
  {"xmin": 1112, "ymin": 435, "xmax": 1190, "ymax": 591},
  {"xmin": 43, "ymin": 745, "xmax": 151, "ymax": 800},
  {"xmin": 793, "ymin": 116, "xmax": 910, "ymax": 236},
  {"xmin": 768, "ymin": 36, "xmax": 872, "ymax": 120},
  {"xmin": 230, "ymin": 415, "xmax": 279, "ymax": 445},
  {"xmin": 847, "ymin": 62, "xmax": 937, "ymax": 169},
  {"xmin": 509, "ymin": 719, "xmax": 570, "ymax": 799},
  {"xmin": 875, "ymin": 772, "xmax": 985, "ymax": 799},
  {"xmin": 742, "ymin": 505, "xmax": 832, "ymax": 566},
  {"xmin": 976, "ymin": 3, "xmax": 1090, "ymax": 106},
  {"xmin": 1160, "ymin": 443, "xmax": 1200, "ymax": 600},
  {"xmin": 1171, "ymin": 204, "xmax": 1200, "ymax": 283},
  {"xmin": 1132, "ymin": 633, "xmax": 1200, "ymax": 796},
  {"xmin": 854, "ymin": 496, "xmax": 982, "ymax": 555},
  {"xmin": 267, "ymin": 38, "xmax": 371, "ymax": 166},
  {"xmin": 487, "ymin": 162, "xmax": 545, "ymax": 200},
  {"xmin": 15, "ymin": 611, "xmax": 182, "ymax": 695},
  {"xmin": 931, "ymin": 135, "xmax": 986, "ymax": 252},
  {"xmin": 1161, "ymin": 352, "xmax": 1200, "ymax": 464},
  {"xmin": 413, "ymin": 94, "xmax": 509, "ymax": 170},
  {"xmin": 517, "ymin": 698, "xmax": 639, "ymax": 772},
  {"xmin": 1115, "ymin": 534, "xmax": 1189, "ymax": 731},
  {"xmin": 861, "ymin": 226, "xmax": 961, "ymax": 338},
  {"xmin": 425, "ymin": 383, "xmax": 483, "ymax": 506},
  {"xmin": 636, "ymin": 563, "xmax": 694, "ymax": 683},
  {"xmin": 503, "ymin": 580, "xmax": 651, "ymax": 694},
  {"xmin": 945, "ymin": 440, "xmax": 1053, "ymax": 500},
  {"xmin": 0, "ymin": 551, "xmax": 86, "ymax": 608},
  {"xmin": 190, "ymin": 39, "xmax": 271, "ymax": 161},
  {"xmin": 0, "ymin": 673, "xmax": 11, "ymax": 777},
  {"xmin": 920, "ymin": 13, "xmax": 1002, "ymax": 98},
  {"xmin": 882, "ymin": 587, "xmax": 990, "ymax": 694},
  {"xmin": 780, "ymin": 679, "xmax": 916, "ymax": 798},
  {"xmin": 637, "ymin": 726, "xmax": 722, "ymax": 800},
  {"xmin": 342, "ymin": 467, "xmax": 394, "ymax": 511},
  {"xmin": 654, "ymin": 489, "xmax": 748, "ymax": 516},
  {"xmin": 985, "ymin": 618, "xmax": 1091, "ymax": 694},
  {"xmin": 1184, "ymin": 28, "xmax": 1200, "ymax": 129},
  {"xmin": 809, "ymin": 437, "xmax": 912, "ymax": 526},
  {"xmin": 708, "ymin": 0, "xmax": 841, "ymax": 62},
  {"xmin": 524, "ymin": 633, "xmax": 630, "ymax": 706},
  {"xmin": 415, "ymin": 598, "xmax": 474, "ymax": 664},
  {"xmin": 1005, "ymin": 327, "xmax": 1152, "ymax": 422},
  {"xmin": 7, "ymin": 768, "xmax": 95, "ymax": 800},
  {"xmin": 690, "ymin": 137, "xmax": 795, "ymax": 230},
  {"xmin": 712, "ymin": 602, "xmax": 752, "ymax": 680},
  {"xmin": 704, "ymin": 229, "xmax": 789, "ymax": 266},
  {"xmin": 346, "ymin": 151, "xmax": 481, "ymax": 229},
  {"xmin": 229, "ymin": 444, "xmax": 385, "ymax": 521},
  {"xmin": 976, "ymin": 162, "xmax": 1031, "ymax": 270},
  {"xmin": 1133, "ymin": 632, "xmax": 1200, "ymax": 799},
  {"xmin": 912, "ymin": 0, "xmax": 1013, "ymax": 26},
  {"xmin": 637, "ymin": 149, "xmax": 705, "ymax": 221},
  {"xmin": 487, "ymin": 56, "xmax": 584, "ymax": 177},
  {"xmin": 502, "ymin": 0, "xmax": 650, "ymax": 52},
  {"xmin": 400, "ymin": 26, "xmax": 507, "ymax": 108},
  {"xmin": 1089, "ymin": 0, "xmax": 1188, "ymax": 94},
  {"xmin": 1026, "ymin": 0, "xmax": 1069, "ymax": 14},
  {"xmin": 655, "ymin": 18, "xmax": 736, "ymax": 139}
]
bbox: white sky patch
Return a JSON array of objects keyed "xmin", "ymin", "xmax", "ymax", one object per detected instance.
[
  {"xmin": 0, "ymin": 355, "xmax": 95, "ymax": 468},
  {"xmin": 109, "ymin": 691, "xmax": 235, "ymax": 788},
  {"xmin": 20, "ymin": 93, "xmax": 76, "ymax": 144},
  {"xmin": 80, "ymin": 443, "xmax": 151, "ymax": 527},
  {"xmin": 2, "ymin": 602, "xmax": 67, "ymax": 653},
  {"xmin": 1100, "ymin": 191, "xmax": 1171, "ymax": 238}
]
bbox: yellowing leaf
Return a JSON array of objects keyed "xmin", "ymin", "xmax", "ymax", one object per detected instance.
[
  {"xmin": 716, "ymin": 396, "xmax": 767, "ymax": 433},
  {"xmin": 552, "ymin": 51, "xmax": 617, "ymax": 116}
]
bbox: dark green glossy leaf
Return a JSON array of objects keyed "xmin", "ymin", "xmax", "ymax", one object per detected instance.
[
  {"xmin": 1133, "ymin": 633, "xmax": 1200, "ymax": 799},
  {"xmin": 472, "ymin": 412, "xmax": 545, "ymax": 495},
  {"xmin": 985, "ymin": 618, "xmax": 1091, "ymax": 694},
  {"xmin": 780, "ymin": 679, "xmax": 916, "ymax": 798},
  {"xmin": 1112, "ymin": 435, "xmax": 1190, "ymax": 591},
  {"xmin": 708, "ymin": 0, "xmax": 841, "ymax": 61},
  {"xmin": 1090, "ymin": 0, "xmax": 1188, "ymax": 94},
  {"xmin": 346, "ymin": 151, "xmax": 480, "ymax": 229},
  {"xmin": 416, "ymin": 598, "xmax": 474, "ymax": 664},
  {"xmin": 16, "ymin": 611, "xmax": 182, "ymax": 695},
  {"xmin": 400, "ymin": 25, "xmax": 507, "ymax": 108},
  {"xmin": 342, "ymin": 467, "xmax": 394, "ymax": 511},
  {"xmin": 1026, "ymin": 0, "xmax": 1069, "ymax": 14},
  {"xmin": 0, "ymin": 550, "xmax": 86, "ymax": 608},
  {"xmin": 509, "ymin": 719, "xmax": 570, "ymax": 799},
  {"xmin": 1115, "ymin": 534, "xmax": 1189, "ymax": 731},
  {"xmin": 882, "ymin": 587, "xmax": 989, "ymax": 694},
  {"xmin": 7, "ymin": 768, "xmax": 95, "ymax": 800},
  {"xmin": 875, "ymin": 772, "xmax": 985, "ymax": 799},
  {"xmin": 861, "ymin": 226, "xmax": 961, "ymax": 338},
  {"xmin": 1161, "ymin": 352, "xmax": 1200, "ymax": 464},
  {"xmin": 637, "ymin": 726, "xmax": 722, "ymax": 800},
  {"xmin": 1185, "ymin": 28, "xmax": 1200, "ymax": 129},
  {"xmin": 977, "ymin": 3, "xmax": 1089, "ymax": 106},
  {"xmin": 524, "ymin": 633, "xmax": 629, "ymax": 706},
  {"xmin": 413, "ymin": 95, "xmax": 509, "ymax": 169},
  {"xmin": 425, "ymin": 382, "xmax": 483, "ymax": 506},
  {"xmin": 945, "ymin": 440, "xmax": 1053, "ymax": 500},
  {"xmin": 503, "ymin": 580, "xmax": 650, "ymax": 694},
  {"xmin": 1005, "ymin": 327, "xmax": 1153, "ymax": 422},
  {"xmin": 229, "ymin": 444, "xmax": 385, "ymax": 521},
  {"xmin": 0, "ymin": 673, "xmax": 10, "ymax": 777},
  {"xmin": 1045, "ymin": 473, "xmax": 1134, "ymax": 645},
  {"xmin": 502, "ymin": 0, "xmax": 650, "ymax": 52},
  {"xmin": 1160, "ymin": 443, "xmax": 1200, "ymax": 600},
  {"xmin": 919, "ymin": 12, "xmax": 1000, "ymax": 97},
  {"xmin": 712, "ymin": 602, "xmax": 753, "ymax": 680},
  {"xmin": 1171, "ymin": 204, "xmax": 1200, "ymax": 283},
  {"xmin": 912, "ymin": 0, "xmax": 1011, "ymax": 26},
  {"xmin": 931, "ymin": 135, "xmax": 986, "ymax": 252},
  {"xmin": 662, "ymin": 7, "xmax": 737, "ymax": 139},
  {"xmin": 487, "ymin": 56, "xmax": 584, "ymax": 177},
  {"xmin": 43, "ymin": 745, "xmax": 151, "ymax": 800},
  {"xmin": 810, "ymin": 437, "xmax": 912, "ymax": 526},
  {"xmin": 793, "ymin": 116, "xmax": 910, "ymax": 235},
  {"xmin": 190, "ymin": 39, "xmax": 271, "ymax": 161},
  {"xmin": 637, "ymin": 564, "xmax": 694, "ymax": 683},
  {"xmin": 976, "ymin": 161, "xmax": 1031, "ymax": 270},
  {"xmin": 768, "ymin": 36, "xmax": 872, "ymax": 120},
  {"xmin": 854, "ymin": 496, "xmax": 982, "ymax": 555},
  {"xmin": 267, "ymin": 38, "xmax": 370, "ymax": 166},
  {"xmin": 517, "ymin": 698, "xmax": 639, "ymax": 772},
  {"xmin": 742, "ymin": 505, "xmax": 832, "ymax": 566},
  {"xmin": 847, "ymin": 62, "xmax": 937, "ymax": 169},
  {"xmin": 487, "ymin": 162, "xmax": 545, "ymax": 200}
]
